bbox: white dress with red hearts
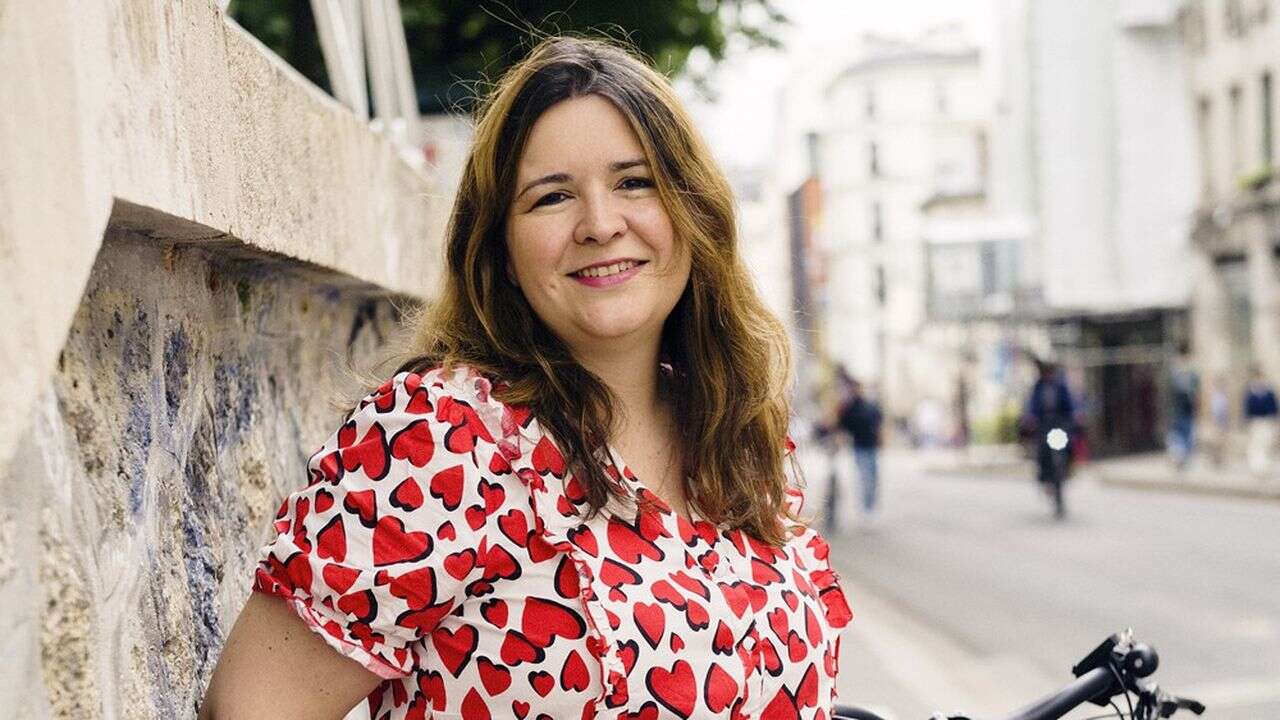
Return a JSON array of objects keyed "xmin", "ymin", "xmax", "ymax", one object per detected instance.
[{"xmin": 254, "ymin": 365, "xmax": 853, "ymax": 719}]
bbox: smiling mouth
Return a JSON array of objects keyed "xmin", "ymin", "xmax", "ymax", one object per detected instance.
[{"xmin": 569, "ymin": 260, "xmax": 646, "ymax": 279}]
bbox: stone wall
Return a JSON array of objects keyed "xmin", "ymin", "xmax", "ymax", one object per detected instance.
[
  {"xmin": 2, "ymin": 225, "xmax": 405, "ymax": 718},
  {"xmin": 0, "ymin": 1, "xmax": 449, "ymax": 717}
]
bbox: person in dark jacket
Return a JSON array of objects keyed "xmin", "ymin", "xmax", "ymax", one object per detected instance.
[
  {"xmin": 835, "ymin": 367, "xmax": 884, "ymax": 517},
  {"xmin": 1243, "ymin": 365, "xmax": 1278, "ymax": 475}
]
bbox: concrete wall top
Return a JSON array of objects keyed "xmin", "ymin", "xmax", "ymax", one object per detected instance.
[{"xmin": 0, "ymin": 0, "xmax": 451, "ymax": 465}]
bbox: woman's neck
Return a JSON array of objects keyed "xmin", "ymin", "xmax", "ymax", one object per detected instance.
[{"xmin": 573, "ymin": 336, "xmax": 666, "ymax": 433}]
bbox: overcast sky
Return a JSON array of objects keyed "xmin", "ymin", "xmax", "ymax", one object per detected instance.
[{"xmin": 681, "ymin": 0, "xmax": 993, "ymax": 170}]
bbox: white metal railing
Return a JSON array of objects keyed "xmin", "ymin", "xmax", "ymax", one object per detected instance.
[{"xmin": 222, "ymin": 0, "xmax": 422, "ymax": 163}]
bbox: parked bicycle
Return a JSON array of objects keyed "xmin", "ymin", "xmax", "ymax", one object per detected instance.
[{"xmin": 834, "ymin": 630, "xmax": 1204, "ymax": 720}]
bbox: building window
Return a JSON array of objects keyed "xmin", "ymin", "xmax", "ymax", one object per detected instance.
[
  {"xmin": 869, "ymin": 141, "xmax": 880, "ymax": 177},
  {"xmin": 875, "ymin": 265, "xmax": 887, "ymax": 306},
  {"xmin": 1198, "ymin": 95, "xmax": 1214, "ymax": 198},
  {"xmin": 872, "ymin": 201, "xmax": 884, "ymax": 242},
  {"xmin": 1263, "ymin": 71, "xmax": 1275, "ymax": 166},
  {"xmin": 866, "ymin": 85, "xmax": 876, "ymax": 119},
  {"xmin": 936, "ymin": 79, "xmax": 948, "ymax": 115},
  {"xmin": 1230, "ymin": 84, "xmax": 1245, "ymax": 175},
  {"xmin": 1179, "ymin": 2, "xmax": 1208, "ymax": 53}
]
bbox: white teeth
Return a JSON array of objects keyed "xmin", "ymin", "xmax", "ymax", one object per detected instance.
[{"xmin": 577, "ymin": 260, "xmax": 638, "ymax": 278}]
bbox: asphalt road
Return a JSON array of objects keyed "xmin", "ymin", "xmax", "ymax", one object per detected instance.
[{"xmin": 810, "ymin": 449, "xmax": 1280, "ymax": 720}]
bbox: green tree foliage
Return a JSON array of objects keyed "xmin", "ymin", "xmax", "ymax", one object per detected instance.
[{"xmin": 228, "ymin": 0, "xmax": 785, "ymax": 113}]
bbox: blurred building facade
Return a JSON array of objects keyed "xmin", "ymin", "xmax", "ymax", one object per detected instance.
[
  {"xmin": 776, "ymin": 1, "xmax": 1207, "ymax": 454},
  {"xmin": 816, "ymin": 25, "xmax": 995, "ymax": 438},
  {"xmin": 1181, "ymin": 0, "xmax": 1280, "ymax": 440},
  {"xmin": 1015, "ymin": 0, "xmax": 1201, "ymax": 456}
]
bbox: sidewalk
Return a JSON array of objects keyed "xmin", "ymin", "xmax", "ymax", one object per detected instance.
[{"xmin": 1090, "ymin": 453, "xmax": 1280, "ymax": 501}]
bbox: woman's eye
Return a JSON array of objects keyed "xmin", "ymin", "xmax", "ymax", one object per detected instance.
[
  {"xmin": 532, "ymin": 191, "xmax": 569, "ymax": 208},
  {"xmin": 619, "ymin": 176, "xmax": 654, "ymax": 191}
]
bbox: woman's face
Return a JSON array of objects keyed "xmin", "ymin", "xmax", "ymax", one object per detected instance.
[{"xmin": 505, "ymin": 94, "xmax": 691, "ymax": 359}]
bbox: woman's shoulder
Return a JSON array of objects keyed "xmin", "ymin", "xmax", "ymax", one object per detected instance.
[{"xmin": 357, "ymin": 364, "xmax": 524, "ymax": 435}]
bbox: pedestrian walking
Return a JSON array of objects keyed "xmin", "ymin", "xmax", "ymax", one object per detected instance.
[
  {"xmin": 835, "ymin": 367, "xmax": 884, "ymax": 521},
  {"xmin": 1206, "ymin": 376, "xmax": 1231, "ymax": 467},
  {"xmin": 1166, "ymin": 356, "xmax": 1199, "ymax": 471},
  {"xmin": 198, "ymin": 36, "xmax": 851, "ymax": 720},
  {"xmin": 1243, "ymin": 366, "xmax": 1279, "ymax": 477}
]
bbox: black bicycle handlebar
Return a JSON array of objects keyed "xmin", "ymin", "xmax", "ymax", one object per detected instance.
[
  {"xmin": 832, "ymin": 631, "xmax": 1203, "ymax": 720},
  {"xmin": 1000, "ymin": 667, "xmax": 1116, "ymax": 720}
]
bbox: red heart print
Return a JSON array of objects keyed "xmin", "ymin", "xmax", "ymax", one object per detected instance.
[
  {"xmin": 443, "ymin": 549, "xmax": 477, "ymax": 580},
  {"xmin": 314, "ymin": 488, "xmax": 335, "ymax": 513},
  {"xmin": 428, "ymin": 465, "xmax": 465, "ymax": 510},
  {"xmin": 405, "ymin": 386, "xmax": 433, "ymax": 415},
  {"xmin": 480, "ymin": 598, "xmax": 508, "ymax": 628},
  {"xmin": 796, "ymin": 664, "xmax": 819, "ymax": 708},
  {"xmin": 650, "ymin": 580, "xmax": 687, "ymax": 609},
  {"xmin": 712, "ymin": 620, "xmax": 736, "ymax": 655},
  {"xmin": 342, "ymin": 488, "xmax": 377, "ymax": 528},
  {"xmin": 480, "ymin": 479, "xmax": 506, "ymax": 515},
  {"xmin": 465, "ymin": 504, "xmax": 488, "ymax": 531},
  {"xmin": 477, "ymin": 655, "xmax": 512, "ymax": 695},
  {"xmin": 751, "ymin": 558, "xmax": 785, "ymax": 585},
  {"xmin": 498, "ymin": 509, "xmax": 530, "ymax": 547},
  {"xmin": 634, "ymin": 602, "xmax": 665, "ymax": 650},
  {"xmin": 617, "ymin": 639, "xmax": 640, "ymax": 675},
  {"xmin": 387, "ymin": 565, "xmax": 437, "ymax": 609},
  {"xmin": 669, "ymin": 634, "xmax": 685, "ymax": 652},
  {"xmin": 389, "ymin": 477, "xmax": 424, "ymax": 512},
  {"xmin": 336, "ymin": 590, "xmax": 377, "ymax": 623},
  {"xmin": 482, "ymin": 543, "xmax": 521, "ymax": 582},
  {"xmin": 787, "ymin": 630, "xmax": 808, "ymax": 663},
  {"xmin": 684, "ymin": 599, "xmax": 710, "ymax": 631},
  {"xmin": 607, "ymin": 519, "xmax": 662, "ymax": 563},
  {"xmin": 372, "ymin": 515, "xmax": 432, "ymax": 566},
  {"xmin": 437, "ymin": 520, "xmax": 457, "ymax": 541},
  {"xmin": 322, "ymin": 563, "xmax": 359, "ymax": 595},
  {"xmin": 704, "ymin": 663, "xmax": 739, "ymax": 713},
  {"xmin": 430, "ymin": 624, "xmax": 478, "ymax": 677},
  {"xmin": 390, "ymin": 419, "xmax": 435, "ymax": 467},
  {"xmin": 512, "ymin": 700, "xmax": 531, "ymax": 719},
  {"xmin": 560, "ymin": 648, "xmax": 590, "ymax": 692},
  {"xmin": 499, "ymin": 630, "xmax": 545, "ymax": 666},
  {"xmin": 600, "ymin": 559, "xmax": 641, "ymax": 588},
  {"xmin": 669, "ymin": 571, "xmax": 711, "ymax": 600},
  {"xmin": 528, "ymin": 670, "xmax": 555, "ymax": 697},
  {"xmin": 566, "ymin": 526, "xmax": 598, "ymax": 556},
  {"xmin": 460, "ymin": 687, "xmax": 491, "ymax": 720},
  {"xmin": 645, "ymin": 659, "xmax": 696, "ymax": 718},
  {"xmin": 338, "ymin": 421, "xmax": 390, "ymax": 480},
  {"xmin": 521, "ymin": 597, "xmax": 585, "ymax": 648},
  {"xmin": 554, "ymin": 555, "xmax": 580, "ymax": 599},
  {"xmin": 527, "ymin": 535, "xmax": 557, "ymax": 563},
  {"xmin": 761, "ymin": 686, "xmax": 800, "ymax": 720},
  {"xmin": 805, "ymin": 605, "xmax": 822, "ymax": 647},
  {"xmin": 316, "ymin": 515, "xmax": 347, "ymax": 562},
  {"xmin": 531, "ymin": 436, "xmax": 567, "ymax": 477}
]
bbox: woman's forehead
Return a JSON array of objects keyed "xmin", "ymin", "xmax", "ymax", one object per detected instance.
[{"xmin": 517, "ymin": 95, "xmax": 646, "ymax": 173}]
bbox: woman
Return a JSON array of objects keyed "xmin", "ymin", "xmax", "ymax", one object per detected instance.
[{"xmin": 199, "ymin": 36, "xmax": 851, "ymax": 720}]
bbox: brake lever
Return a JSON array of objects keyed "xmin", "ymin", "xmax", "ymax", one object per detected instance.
[{"xmin": 1157, "ymin": 695, "xmax": 1205, "ymax": 717}]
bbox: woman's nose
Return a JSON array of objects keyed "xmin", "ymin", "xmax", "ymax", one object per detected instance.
[{"xmin": 574, "ymin": 192, "xmax": 627, "ymax": 245}]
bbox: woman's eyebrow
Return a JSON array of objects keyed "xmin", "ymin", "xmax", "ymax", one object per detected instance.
[{"xmin": 515, "ymin": 160, "xmax": 649, "ymax": 201}]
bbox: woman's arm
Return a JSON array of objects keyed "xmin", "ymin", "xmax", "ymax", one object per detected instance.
[{"xmin": 197, "ymin": 591, "xmax": 383, "ymax": 720}]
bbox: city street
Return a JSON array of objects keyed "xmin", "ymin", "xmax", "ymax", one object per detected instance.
[{"xmin": 809, "ymin": 450, "xmax": 1280, "ymax": 720}]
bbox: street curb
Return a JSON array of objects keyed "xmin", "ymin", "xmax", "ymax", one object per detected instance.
[{"xmin": 1095, "ymin": 473, "xmax": 1280, "ymax": 501}]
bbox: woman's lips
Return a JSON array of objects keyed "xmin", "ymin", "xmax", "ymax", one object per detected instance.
[{"xmin": 570, "ymin": 261, "xmax": 646, "ymax": 288}]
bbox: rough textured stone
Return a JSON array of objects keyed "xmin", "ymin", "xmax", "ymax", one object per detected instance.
[{"xmin": 1, "ymin": 224, "xmax": 409, "ymax": 718}]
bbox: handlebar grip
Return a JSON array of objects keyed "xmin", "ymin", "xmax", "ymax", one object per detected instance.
[{"xmin": 1002, "ymin": 667, "xmax": 1118, "ymax": 720}]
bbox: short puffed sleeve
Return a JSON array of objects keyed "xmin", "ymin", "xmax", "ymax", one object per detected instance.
[
  {"xmin": 253, "ymin": 371, "xmax": 495, "ymax": 678},
  {"xmin": 785, "ymin": 485, "xmax": 854, "ymax": 629}
]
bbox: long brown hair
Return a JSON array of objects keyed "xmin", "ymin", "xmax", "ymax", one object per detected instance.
[{"xmin": 398, "ymin": 36, "xmax": 796, "ymax": 544}]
